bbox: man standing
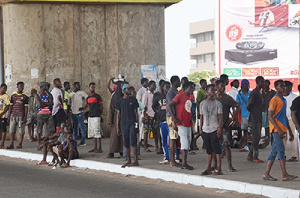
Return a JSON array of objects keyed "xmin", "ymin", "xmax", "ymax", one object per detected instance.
[
  {"xmin": 0, "ymin": 84, "xmax": 10, "ymax": 148},
  {"xmin": 291, "ymin": 84, "xmax": 300, "ymax": 161},
  {"xmin": 236, "ymin": 79, "xmax": 251, "ymax": 152},
  {"xmin": 6, "ymin": 82, "xmax": 28, "ymax": 149},
  {"xmin": 260, "ymin": 80, "xmax": 276, "ymax": 148},
  {"xmin": 35, "ymin": 82, "xmax": 55, "ymax": 162},
  {"xmin": 167, "ymin": 81, "xmax": 195, "ymax": 170},
  {"xmin": 283, "ymin": 81, "xmax": 298, "ymax": 161},
  {"xmin": 51, "ymin": 78, "xmax": 66, "ymax": 131},
  {"xmin": 195, "ymin": 79, "xmax": 207, "ymax": 149},
  {"xmin": 215, "ymin": 80, "xmax": 240, "ymax": 172},
  {"xmin": 116, "ymin": 84, "xmax": 139, "ymax": 168},
  {"xmin": 166, "ymin": 76, "xmax": 181, "ymax": 167},
  {"xmin": 152, "ymin": 81, "xmax": 171, "ymax": 164},
  {"xmin": 247, "ymin": 76, "xmax": 265, "ymax": 163},
  {"xmin": 142, "ymin": 80, "xmax": 156, "ymax": 152},
  {"xmin": 87, "ymin": 82, "xmax": 103, "ymax": 153},
  {"xmin": 69, "ymin": 82, "xmax": 88, "ymax": 146},
  {"xmin": 263, "ymin": 80, "xmax": 297, "ymax": 181},
  {"xmin": 63, "ymin": 81, "xmax": 72, "ymax": 128}
]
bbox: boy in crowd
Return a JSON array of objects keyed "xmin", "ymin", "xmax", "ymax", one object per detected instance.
[
  {"xmin": 291, "ymin": 84, "xmax": 300, "ymax": 161},
  {"xmin": 283, "ymin": 81, "xmax": 298, "ymax": 161},
  {"xmin": 116, "ymin": 84, "xmax": 139, "ymax": 168},
  {"xmin": 228, "ymin": 79, "xmax": 240, "ymax": 100},
  {"xmin": 167, "ymin": 81, "xmax": 195, "ymax": 170},
  {"xmin": 51, "ymin": 78, "xmax": 66, "ymax": 131},
  {"xmin": 69, "ymin": 82, "xmax": 88, "ymax": 146},
  {"xmin": 166, "ymin": 76, "xmax": 181, "ymax": 167},
  {"xmin": 87, "ymin": 82, "xmax": 103, "ymax": 153},
  {"xmin": 195, "ymin": 79, "xmax": 207, "ymax": 150},
  {"xmin": 247, "ymin": 76, "xmax": 265, "ymax": 163},
  {"xmin": 142, "ymin": 80, "xmax": 156, "ymax": 152},
  {"xmin": 236, "ymin": 79, "xmax": 251, "ymax": 152},
  {"xmin": 7, "ymin": 82, "xmax": 28, "ymax": 149},
  {"xmin": 0, "ymin": 84, "xmax": 10, "ymax": 148},
  {"xmin": 200, "ymin": 84, "xmax": 223, "ymax": 175},
  {"xmin": 152, "ymin": 81, "xmax": 171, "ymax": 164},
  {"xmin": 215, "ymin": 80, "xmax": 240, "ymax": 172},
  {"xmin": 263, "ymin": 80, "xmax": 297, "ymax": 181},
  {"xmin": 260, "ymin": 80, "xmax": 276, "ymax": 148},
  {"xmin": 137, "ymin": 78, "xmax": 149, "ymax": 144},
  {"xmin": 59, "ymin": 133, "xmax": 79, "ymax": 168},
  {"xmin": 27, "ymin": 88, "xmax": 38, "ymax": 142},
  {"xmin": 34, "ymin": 82, "xmax": 55, "ymax": 151}
]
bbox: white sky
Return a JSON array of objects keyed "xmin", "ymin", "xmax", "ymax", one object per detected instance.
[{"xmin": 165, "ymin": 0, "xmax": 215, "ymax": 79}]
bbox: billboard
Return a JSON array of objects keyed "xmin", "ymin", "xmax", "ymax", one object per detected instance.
[
  {"xmin": 14, "ymin": 0, "xmax": 181, "ymax": 2},
  {"xmin": 216, "ymin": 0, "xmax": 299, "ymax": 89}
]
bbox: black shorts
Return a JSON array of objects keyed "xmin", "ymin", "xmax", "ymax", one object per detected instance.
[
  {"xmin": 0, "ymin": 118, "xmax": 7, "ymax": 132},
  {"xmin": 122, "ymin": 124, "xmax": 137, "ymax": 148},
  {"xmin": 53, "ymin": 109, "xmax": 66, "ymax": 127},
  {"xmin": 202, "ymin": 131, "xmax": 221, "ymax": 155}
]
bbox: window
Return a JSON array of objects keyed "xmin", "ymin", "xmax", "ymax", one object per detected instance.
[{"xmin": 197, "ymin": 55, "xmax": 205, "ymax": 63}]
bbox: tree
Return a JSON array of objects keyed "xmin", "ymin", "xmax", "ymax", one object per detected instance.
[{"xmin": 188, "ymin": 71, "xmax": 213, "ymax": 84}]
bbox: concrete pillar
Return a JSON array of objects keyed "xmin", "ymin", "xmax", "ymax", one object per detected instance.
[{"xmin": 1, "ymin": 3, "xmax": 166, "ymax": 136}]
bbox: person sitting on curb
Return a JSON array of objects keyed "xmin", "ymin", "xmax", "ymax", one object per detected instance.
[{"xmin": 59, "ymin": 133, "xmax": 79, "ymax": 168}]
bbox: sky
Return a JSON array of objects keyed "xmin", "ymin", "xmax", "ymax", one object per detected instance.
[{"xmin": 165, "ymin": 0, "xmax": 215, "ymax": 79}]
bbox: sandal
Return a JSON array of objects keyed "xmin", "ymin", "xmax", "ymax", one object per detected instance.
[
  {"xmin": 201, "ymin": 170, "xmax": 212, "ymax": 175},
  {"xmin": 6, "ymin": 145, "xmax": 14, "ymax": 149},
  {"xmin": 213, "ymin": 170, "xmax": 223, "ymax": 175},
  {"xmin": 16, "ymin": 145, "xmax": 22, "ymax": 149},
  {"xmin": 121, "ymin": 162, "xmax": 131, "ymax": 168},
  {"xmin": 253, "ymin": 159, "xmax": 264, "ymax": 163},
  {"xmin": 287, "ymin": 157, "xmax": 298, "ymax": 162},
  {"xmin": 189, "ymin": 151, "xmax": 196, "ymax": 155},
  {"xmin": 0, "ymin": 145, "xmax": 5, "ymax": 149},
  {"xmin": 263, "ymin": 175, "xmax": 277, "ymax": 181},
  {"xmin": 61, "ymin": 163, "xmax": 70, "ymax": 168},
  {"xmin": 37, "ymin": 161, "xmax": 48, "ymax": 165},
  {"xmin": 170, "ymin": 162, "xmax": 181, "ymax": 168},
  {"xmin": 282, "ymin": 175, "xmax": 298, "ymax": 181},
  {"xmin": 228, "ymin": 168, "xmax": 237, "ymax": 172},
  {"xmin": 239, "ymin": 148, "xmax": 247, "ymax": 152}
]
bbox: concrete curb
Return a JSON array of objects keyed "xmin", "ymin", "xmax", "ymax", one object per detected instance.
[{"xmin": 0, "ymin": 150, "xmax": 299, "ymax": 198}]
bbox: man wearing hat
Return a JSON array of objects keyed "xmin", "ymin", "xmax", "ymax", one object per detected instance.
[
  {"xmin": 116, "ymin": 84, "xmax": 139, "ymax": 168},
  {"xmin": 34, "ymin": 81, "xmax": 55, "ymax": 153},
  {"xmin": 236, "ymin": 79, "xmax": 251, "ymax": 152}
]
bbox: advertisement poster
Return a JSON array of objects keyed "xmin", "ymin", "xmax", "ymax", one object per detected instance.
[{"xmin": 217, "ymin": 0, "xmax": 299, "ymax": 89}]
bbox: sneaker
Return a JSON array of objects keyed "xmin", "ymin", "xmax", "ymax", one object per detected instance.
[
  {"xmin": 181, "ymin": 164, "xmax": 193, "ymax": 170},
  {"xmin": 78, "ymin": 142, "xmax": 86, "ymax": 146},
  {"xmin": 159, "ymin": 159, "xmax": 169, "ymax": 165}
]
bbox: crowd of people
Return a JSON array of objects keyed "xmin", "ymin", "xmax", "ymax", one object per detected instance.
[{"xmin": 0, "ymin": 74, "xmax": 299, "ymax": 181}]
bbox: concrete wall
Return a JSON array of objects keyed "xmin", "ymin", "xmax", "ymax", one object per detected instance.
[{"xmin": 2, "ymin": 3, "xmax": 165, "ymax": 136}]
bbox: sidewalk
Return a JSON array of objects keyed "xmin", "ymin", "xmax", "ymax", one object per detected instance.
[{"xmin": 0, "ymin": 137, "xmax": 299, "ymax": 198}]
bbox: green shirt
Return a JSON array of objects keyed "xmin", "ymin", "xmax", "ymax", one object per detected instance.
[
  {"xmin": 196, "ymin": 89, "xmax": 206, "ymax": 103},
  {"xmin": 64, "ymin": 91, "xmax": 69, "ymax": 110}
]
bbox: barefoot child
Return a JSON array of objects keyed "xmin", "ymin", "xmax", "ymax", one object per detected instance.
[
  {"xmin": 263, "ymin": 80, "xmax": 298, "ymax": 181},
  {"xmin": 199, "ymin": 84, "xmax": 223, "ymax": 175},
  {"xmin": 59, "ymin": 133, "xmax": 79, "ymax": 168}
]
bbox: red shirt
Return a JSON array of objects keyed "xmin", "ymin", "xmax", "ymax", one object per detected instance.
[{"xmin": 172, "ymin": 93, "xmax": 193, "ymax": 127}]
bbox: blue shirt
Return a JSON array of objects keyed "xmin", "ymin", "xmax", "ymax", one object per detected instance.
[{"xmin": 236, "ymin": 90, "xmax": 251, "ymax": 118}]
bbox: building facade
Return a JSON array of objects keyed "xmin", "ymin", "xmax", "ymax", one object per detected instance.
[{"xmin": 189, "ymin": 19, "xmax": 215, "ymax": 74}]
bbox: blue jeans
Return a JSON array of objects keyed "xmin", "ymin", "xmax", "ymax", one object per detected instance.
[
  {"xmin": 72, "ymin": 112, "xmax": 86, "ymax": 143},
  {"xmin": 267, "ymin": 132, "xmax": 285, "ymax": 161},
  {"xmin": 160, "ymin": 122, "xmax": 170, "ymax": 160}
]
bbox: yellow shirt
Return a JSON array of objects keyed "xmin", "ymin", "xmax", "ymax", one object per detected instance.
[
  {"xmin": 0, "ymin": 93, "xmax": 10, "ymax": 118},
  {"xmin": 64, "ymin": 91, "xmax": 69, "ymax": 110}
]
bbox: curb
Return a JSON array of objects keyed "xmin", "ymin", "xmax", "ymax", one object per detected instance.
[{"xmin": 0, "ymin": 150, "xmax": 299, "ymax": 198}]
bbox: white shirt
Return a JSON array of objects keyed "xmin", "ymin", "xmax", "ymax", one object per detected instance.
[
  {"xmin": 68, "ymin": 90, "xmax": 88, "ymax": 115},
  {"xmin": 228, "ymin": 87, "xmax": 239, "ymax": 101},
  {"xmin": 51, "ymin": 87, "xmax": 63, "ymax": 116},
  {"xmin": 136, "ymin": 87, "xmax": 147, "ymax": 102},
  {"xmin": 284, "ymin": 93, "xmax": 298, "ymax": 120}
]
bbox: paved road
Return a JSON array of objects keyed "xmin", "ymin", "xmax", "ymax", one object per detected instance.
[{"xmin": 0, "ymin": 157, "xmax": 262, "ymax": 198}]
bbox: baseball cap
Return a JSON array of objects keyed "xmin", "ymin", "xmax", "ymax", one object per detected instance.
[{"xmin": 122, "ymin": 84, "xmax": 134, "ymax": 90}]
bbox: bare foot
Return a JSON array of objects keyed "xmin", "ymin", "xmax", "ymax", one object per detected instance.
[
  {"xmin": 95, "ymin": 149, "xmax": 103, "ymax": 153},
  {"xmin": 88, "ymin": 149, "xmax": 96, "ymax": 153},
  {"xmin": 121, "ymin": 162, "xmax": 131, "ymax": 168}
]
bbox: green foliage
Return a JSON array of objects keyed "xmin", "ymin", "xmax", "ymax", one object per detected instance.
[{"xmin": 187, "ymin": 71, "xmax": 213, "ymax": 84}]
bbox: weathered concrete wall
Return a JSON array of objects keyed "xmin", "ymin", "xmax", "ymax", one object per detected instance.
[{"xmin": 2, "ymin": 3, "xmax": 165, "ymax": 136}]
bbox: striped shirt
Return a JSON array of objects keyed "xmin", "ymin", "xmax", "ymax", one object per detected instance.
[{"xmin": 10, "ymin": 92, "xmax": 28, "ymax": 117}]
